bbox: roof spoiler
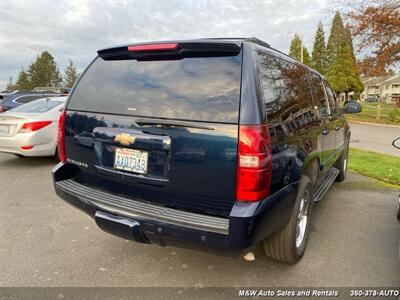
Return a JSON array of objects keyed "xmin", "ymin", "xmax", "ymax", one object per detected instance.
[{"xmin": 97, "ymin": 42, "xmax": 241, "ymax": 61}]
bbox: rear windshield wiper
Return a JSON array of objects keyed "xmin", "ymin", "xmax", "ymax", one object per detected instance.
[{"xmin": 135, "ymin": 118, "xmax": 214, "ymax": 131}]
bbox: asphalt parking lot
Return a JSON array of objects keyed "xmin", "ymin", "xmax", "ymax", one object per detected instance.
[{"xmin": 0, "ymin": 153, "xmax": 399, "ymax": 289}]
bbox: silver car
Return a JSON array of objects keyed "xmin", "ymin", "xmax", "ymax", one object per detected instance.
[{"xmin": 0, "ymin": 96, "xmax": 67, "ymax": 157}]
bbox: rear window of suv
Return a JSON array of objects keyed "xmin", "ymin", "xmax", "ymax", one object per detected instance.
[{"xmin": 67, "ymin": 55, "xmax": 242, "ymax": 123}]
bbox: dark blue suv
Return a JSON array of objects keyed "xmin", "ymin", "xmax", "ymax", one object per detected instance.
[{"xmin": 52, "ymin": 38, "xmax": 361, "ymax": 263}]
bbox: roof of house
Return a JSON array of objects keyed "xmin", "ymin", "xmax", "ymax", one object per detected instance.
[{"xmin": 362, "ymin": 74, "xmax": 400, "ymax": 86}]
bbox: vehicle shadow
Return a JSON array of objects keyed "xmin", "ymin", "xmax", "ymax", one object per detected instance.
[
  {"xmin": 101, "ymin": 232, "xmax": 293, "ymax": 270},
  {"xmin": 0, "ymin": 154, "xmax": 57, "ymax": 168}
]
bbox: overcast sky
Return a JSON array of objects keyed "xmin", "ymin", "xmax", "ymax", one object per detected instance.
[{"xmin": 0, "ymin": 0, "xmax": 342, "ymax": 90}]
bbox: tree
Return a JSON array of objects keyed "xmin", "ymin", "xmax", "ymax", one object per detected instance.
[
  {"xmin": 6, "ymin": 77, "xmax": 17, "ymax": 90},
  {"xmin": 326, "ymin": 12, "xmax": 348, "ymax": 66},
  {"xmin": 15, "ymin": 68, "xmax": 33, "ymax": 90},
  {"xmin": 326, "ymin": 12, "xmax": 363, "ymax": 101},
  {"xmin": 357, "ymin": 57, "xmax": 385, "ymax": 77},
  {"xmin": 27, "ymin": 51, "xmax": 62, "ymax": 88},
  {"xmin": 311, "ymin": 21, "xmax": 328, "ymax": 75},
  {"xmin": 289, "ymin": 34, "xmax": 311, "ymax": 66},
  {"xmin": 63, "ymin": 60, "xmax": 80, "ymax": 88},
  {"xmin": 346, "ymin": 0, "xmax": 400, "ymax": 75},
  {"xmin": 326, "ymin": 42, "xmax": 363, "ymax": 100}
]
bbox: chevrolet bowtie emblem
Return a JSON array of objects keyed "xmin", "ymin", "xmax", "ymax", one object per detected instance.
[{"xmin": 114, "ymin": 133, "xmax": 136, "ymax": 146}]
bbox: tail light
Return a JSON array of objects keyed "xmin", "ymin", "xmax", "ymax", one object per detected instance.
[
  {"xmin": 0, "ymin": 106, "xmax": 5, "ymax": 112},
  {"xmin": 236, "ymin": 125, "xmax": 272, "ymax": 202},
  {"xmin": 19, "ymin": 121, "xmax": 52, "ymax": 133},
  {"xmin": 57, "ymin": 110, "xmax": 66, "ymax": 162}
]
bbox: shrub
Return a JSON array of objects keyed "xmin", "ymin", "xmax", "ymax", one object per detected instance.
[{"xmin": 388, "ymin": 109, "xmax": 400, "ymax": 124}]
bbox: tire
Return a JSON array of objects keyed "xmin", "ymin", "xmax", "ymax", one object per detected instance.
[
  {"xmin": 397, "ymin": 194, "xmax": 400, "ymax": 220},
  {"xmin": 262, "ymin": 176, "xmax": 313, "ymax": 264},
  {"xmin": 335, "ymin": 139, "xmax": 349, "ymax": 182}
]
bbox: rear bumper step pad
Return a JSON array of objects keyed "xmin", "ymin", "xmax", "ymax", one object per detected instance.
[{"xmin": 55, "ymin": 179, "xmax": 229, "ymax": 235}]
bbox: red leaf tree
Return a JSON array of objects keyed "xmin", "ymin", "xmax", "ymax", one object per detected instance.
[{"xmin": 346, "ymin": 0, "xmax": 400, "ymax": 76}]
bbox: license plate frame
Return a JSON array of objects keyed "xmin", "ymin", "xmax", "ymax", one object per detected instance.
[
  {"xmin": 114, "ymin": 147, "xmax": 148, "ymax": 175},
  {"xmin": 0, "ymin": 124, "xmax": 10, "ymax": 136}
]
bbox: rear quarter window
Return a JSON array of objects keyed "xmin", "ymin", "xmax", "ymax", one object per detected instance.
[
  {"xmin": 67, "ymin": 55, "xmax": 242, "ymax": 123},
  {"xmin": 323, "ymin": 80, "xmax": 338, "ymax": 115},
  {"xmin": 255, "ymin": 49, "xmax": 314, "ymax": 125},
  {"xmin": 309, "ymin": 73, "xmax": 331, "ymax": 118}
]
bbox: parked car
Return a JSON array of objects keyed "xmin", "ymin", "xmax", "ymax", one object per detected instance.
[
  {"xmin": 33, "ymin": 87, "xmax": 71, "ymax": 95},
  {"xmin": 74, "ymin": 131, "xmax": 95, "ymax": 148},
  {"xmin": 52, "ymin": 38, "xmax": 361, "ymax": 264},
  {"xmin": 366, "ymin": 96, "xmax": 378, "ymax": 103},
  {"xmin": 0, "ymin": 91, "xmax": 61, "ymax": 112},
  {"xmin": 0, "ymin": 90, "xmax": 18, "ymax": 101},
  {"xmin": 0, "ymin": 96, "xmax": 67, "ymax": 157}
]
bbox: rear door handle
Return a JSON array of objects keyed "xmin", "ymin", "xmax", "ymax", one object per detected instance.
[{"xmin": 322, "ymin": 129, "xmax": 329, "ymax": 135}]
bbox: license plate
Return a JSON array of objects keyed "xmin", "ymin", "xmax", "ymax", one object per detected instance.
[
  {"xmin": 0, "ymin": 124, "xmax": 10, "ymax": 136},
  {"xmin": 114, "ymin": 148, "xmax": 148, "ymax": 174}
]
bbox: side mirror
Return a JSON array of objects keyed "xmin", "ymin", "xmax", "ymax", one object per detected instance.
[
  {"xmin": 343, "ymin": 101, "xmax": 362, "ymax": 114},
  {"xmin": 393, "ymin": 138, "xmax": 400, "ymax": 150}
]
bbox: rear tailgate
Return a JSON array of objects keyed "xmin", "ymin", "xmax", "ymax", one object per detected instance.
[{"xmin": 64, "ymin": 42, "xmax": 242, "ymax": 217}]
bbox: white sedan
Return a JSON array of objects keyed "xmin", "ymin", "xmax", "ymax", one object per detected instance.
[{"xmin": 0, "ymin": 96, "xmax": 67, "ymax": 157}]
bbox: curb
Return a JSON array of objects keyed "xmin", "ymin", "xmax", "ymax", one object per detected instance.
[
  {"xmin": 348, "ymin": 120, "xmax": 400, "ymax": 128},
  {"xmin": 348, "ymin": 170, "xmax": 400, "ymax": 189}
]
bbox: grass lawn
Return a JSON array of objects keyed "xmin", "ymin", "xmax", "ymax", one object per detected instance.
[
  {"xmin": 345, "ymin": 102, "xmax": 398, "ymax": 125},
  {"xmin": 348, "ymin": 148, "xmax": 400, "ymax": 186}
]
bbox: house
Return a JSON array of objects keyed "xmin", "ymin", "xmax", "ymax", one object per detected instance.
[{"xmin": 359, "ymin": 74, "xmax": 400, "ymax": 102}]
